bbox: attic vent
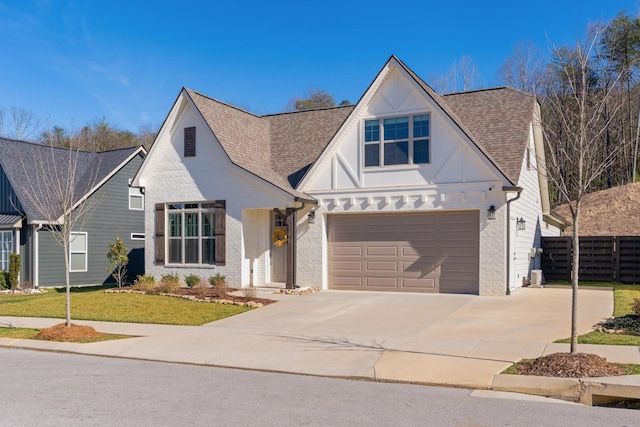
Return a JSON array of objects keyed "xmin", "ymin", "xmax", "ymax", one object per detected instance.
[
  {"xmin": 184, "ymin": 127, "xmax": 196, "ymax": 157},
  {"xmin": 530, "ymin": 270, "xmax": 543, "ymax": 287}
]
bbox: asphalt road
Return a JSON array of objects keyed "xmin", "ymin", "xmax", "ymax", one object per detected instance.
[{"xmin": 0, "ymin": 349, "xmax": 637, "ymax": 426}]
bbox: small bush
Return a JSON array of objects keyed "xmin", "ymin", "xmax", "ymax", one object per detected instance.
[
  {"xmin": 209, "ymin": 273, "xmax": 228, "ymax": 297},
  {"xmin": 241, "ymin": 285, "xmax": 257, "ymax": 299},
  {"xmin": 157, "ymin": 273, "xmax": 181, "ymax": 294},
  {"xmin": 209, "ymin": 273, "xmax": 226, "ymax": 287},
  {"xmin": 0, "ymin": 270, "xmax": 6, "ymax": 290},
  {"xmin": 633, "ymin": 298, "xmax": 640, "ymax": 318},
  {"xmin": 9, "ymin": 254, "xmax": 20, "ymax": 289},
  {"xmin": 184, "ymin": 274, "xmax": 200, "ymax": 288},
  {"xmin": 132, "ymin": 274, "xmax": 156, "ymax": 292}
]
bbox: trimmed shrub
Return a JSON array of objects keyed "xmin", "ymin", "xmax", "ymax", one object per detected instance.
[
  {"xmin": 209, "ymin": 273, "xmax": 228, "ymax": 297},
  {"xmin": 184, "ymin": 274, "xmax": 200, "ymax": 288},
  {"xmin": 633, "ymin": 298, "xmax": 640, "ymax": 318},
  {"xmin": 157, "ymin": 273, "xmax": 181, "ymax": 294},
  {"xmin": 132, "ymin": 274, "xmax": 156, "ymax": 292},
  {"xmin": 9, "ymin": 254, "xmax": 20, "ymax": 289},
  {"xmin": 0, "ymin": 270, "xmax": 6, "ymax": 289}
]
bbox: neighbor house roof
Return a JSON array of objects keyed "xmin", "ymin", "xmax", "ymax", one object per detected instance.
[
  {"xmin": 0, "ymin": 137, "xmax": 144, "ymax": 223},
  {"xmin": 180, "ymin": 56, "xmax": 535, "ymax": 198},
  {"xmin": 553, "ymin": 182, "xmax": 640, "ymax": 236}
]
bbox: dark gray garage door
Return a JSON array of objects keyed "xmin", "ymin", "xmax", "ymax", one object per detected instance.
[{"xmin": 328, "ymin": 211, "xmax": 479, "ymax": 294}]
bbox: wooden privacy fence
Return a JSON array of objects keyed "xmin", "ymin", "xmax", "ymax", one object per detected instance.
[{"xmin": 541, "ymin": 236, "xmax": 640, "ymax": 283}]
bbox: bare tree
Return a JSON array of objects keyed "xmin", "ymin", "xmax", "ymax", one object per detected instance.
[
  {"xmin": 0, "ymin": 107, "xmax": 41, "ymax": 140},
  {"xmin": 539, "ymin": 27, "xmax": 626, "ymax": 353},
  {"xmin": 428, "ymin": 55, "xmax": 481, "ymax": 94},
  {"xmin": 497, "ymin": 41, "xmax": 545, "ymax": 93},
  {"xmin": 18, "ymin": 142, "xmax": 99, "ymax": 327}
]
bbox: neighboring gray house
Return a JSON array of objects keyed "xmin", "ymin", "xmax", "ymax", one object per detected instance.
[{"xmin": 0, "ymin": 137, "xmax": 146, "ymax": 287}]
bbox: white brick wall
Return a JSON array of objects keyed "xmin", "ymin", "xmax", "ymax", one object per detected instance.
[{"xmin": 138, "ymin": 95, "xmax": 291, "ymax": 287}]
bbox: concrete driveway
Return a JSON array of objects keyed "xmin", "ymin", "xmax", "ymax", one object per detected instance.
[{"xmin": 0, "ymin": 287, "xmax": 618, "ymax": 388}]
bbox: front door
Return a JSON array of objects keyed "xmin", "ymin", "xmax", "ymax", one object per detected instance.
[{"xmin": 270, "ymin": 211, "xmax": 287, "ymax": 283}]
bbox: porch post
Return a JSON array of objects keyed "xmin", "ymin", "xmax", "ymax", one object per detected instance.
[{"xmin": 285, "ymin": 207, "xmax": 296, "ymax": 289}]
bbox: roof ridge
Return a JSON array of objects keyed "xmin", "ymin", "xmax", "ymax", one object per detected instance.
[
  {"xmin": 443, "ymin": 86, "xmax": 534, "ymax": 97},
  {"xmin": 184, "ymin": 88, "xmax": 263, "ymax": 119},
  {"xmin": 262, "ymin": 104, "xmax": 354, "ymax": 118}
]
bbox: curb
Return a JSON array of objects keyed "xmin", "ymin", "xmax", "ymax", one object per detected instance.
[{"xmin": 492, "ymin": 373, "xmax": 640, "ymax": 405}]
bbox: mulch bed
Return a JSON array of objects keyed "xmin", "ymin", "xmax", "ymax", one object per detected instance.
[
  {"xmin": 515, "ymin": 353, "xmax": 626, "ymax": 378},
  {"xmin": 172, "ymin": 288, "xmax": 276, "ymax": 306},
  {"xmin": 35, "ymin": 323, "xmax": 103, "ymax": 341},
  {"xmin": 112, "ymin": 286, "xmax": 277, "ymax": 306}
]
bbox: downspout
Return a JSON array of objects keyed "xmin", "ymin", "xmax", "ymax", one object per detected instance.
[
  {"xmin": 15, "ymin": 227, "xmax": 20, "ymax": 284},
  {"xmin": 503, "ymin": 186, "xmax": 523, "ymax": 295},
  {"xmin": 34, "ymin": 224, "xmax": 43, "ymax": 288},
  {"xmin": 276, "ymin": 201, "xmax": 311, "ymax": 289}
]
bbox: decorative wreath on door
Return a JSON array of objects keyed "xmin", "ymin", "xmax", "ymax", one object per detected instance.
[{"xmin": 272, "ymin": 228, "xmax": 288, "ymax": 247}]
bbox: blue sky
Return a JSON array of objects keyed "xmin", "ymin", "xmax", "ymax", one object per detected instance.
[{"xmin": 1, "ymin": 1, "xmax": 637, "ymax": 134}]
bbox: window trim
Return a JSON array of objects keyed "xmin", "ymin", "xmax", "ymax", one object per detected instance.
[
  {"xmin": 0, "ymin": 230, "xmax": 13, "ymax": 272},
  {"xmin": 129, "ymin": 187, "xmax": 144, "ymax": 211},
  {"xmin": 363, "ymin": 113, "xmax": 431, "ymax": 168},
  {"xmin": 131, "ymin": 233, "xmax": 145, "ymax": 240},
  {"xmin": 166, "ymin": 202, "xmax": 216, "ymax": 265},
  {"xmin": 69, "ymin": 231, "xmax": 88, "ymax": 273}
]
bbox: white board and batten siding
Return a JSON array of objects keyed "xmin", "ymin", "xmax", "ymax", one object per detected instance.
[{"xmin": 298, "ymin": 63, "xmax": 510, "ymax": 295}]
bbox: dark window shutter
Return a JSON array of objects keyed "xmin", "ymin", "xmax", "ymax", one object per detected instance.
[
  {"xmin": 184, "ymin": 127, "xmax": 196, "ymax": 157},
  {"xmin": 214, "ymin": 200, "xmax": 226, "ymax": 265},
  {"xmin": 155, "ymin": 203, "xmax": 165, "ymax": 264}
]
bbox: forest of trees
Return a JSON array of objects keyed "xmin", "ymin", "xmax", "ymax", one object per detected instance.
[{"xmin": 496, "ymin": 10, "xmax": 640, "ymax": 201}]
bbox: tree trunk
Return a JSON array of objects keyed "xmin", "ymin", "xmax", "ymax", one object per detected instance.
[
  {"xmin": 570, "ymin": 206, "xmax": 580, "ymax": 354},
  {"xmin": 63, "ymin": 241, "xmax": 71, "ymax": 327}
]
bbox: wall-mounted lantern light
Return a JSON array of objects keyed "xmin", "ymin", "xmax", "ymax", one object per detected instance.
[
  {"xmin": 487, "ymin": 205, "xmax": 496, "ymax": 220},
  {"xmin": 516, "ymin": 217, "xmax": 526, "ymax": 231},
  {"xmin": 308, "ymin": 210, "xmax": 316, "ymax": 224}
]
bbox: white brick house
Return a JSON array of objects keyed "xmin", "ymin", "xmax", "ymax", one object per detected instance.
[{"xmin": 132, "ymin": 56, "xmax": 563, "ymax": 296}]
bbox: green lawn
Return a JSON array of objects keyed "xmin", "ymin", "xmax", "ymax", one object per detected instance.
[
  {"xmin": 547, "ymin": 282, "xmax": 640, "ymax": 345},
  {"xmin": 0, "ymin": 287, "xmax": 251, "ymax": 326}
]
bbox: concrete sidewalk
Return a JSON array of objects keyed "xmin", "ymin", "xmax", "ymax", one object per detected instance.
[{"xmin": 1, "ymin": 287, "xmax": 639, "ymax": 402}]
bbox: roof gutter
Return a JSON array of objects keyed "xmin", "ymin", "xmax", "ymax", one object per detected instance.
[
  {"xmin": 294, "ymin": 196, "xmax": 318, "ymax": 204},
  {"xmin": 503, "ymin": 186, "xmax": 523, "ymax": 296}
]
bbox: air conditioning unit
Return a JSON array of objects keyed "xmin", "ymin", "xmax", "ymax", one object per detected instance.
[{"xmin": 530, "ymin": 270, "xmax": 543, "ymax": 287}]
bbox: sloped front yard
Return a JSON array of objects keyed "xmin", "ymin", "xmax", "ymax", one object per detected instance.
[{"xmin": 0, "ymin": 286, "xmax": 253, "ymax": 326}]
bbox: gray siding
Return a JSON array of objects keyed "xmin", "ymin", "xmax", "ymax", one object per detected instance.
[
  {"xmin": 38, "ymin": 154, "xmax": 145, "ymax": 286},
  {"xmin": 0, "ymin": 165, "xmax": 22, "ymax": 214}
]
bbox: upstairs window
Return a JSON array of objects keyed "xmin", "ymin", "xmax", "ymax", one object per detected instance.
[
  {"xmin": 184, "ymin": 127, "xmax": 196, "ymax": 157},
  {"xmin": 364, "ymin": 114, "xmax": 430, "ymax": 167},
  {"xmin": 129, "ymin": 187, "xmax": 144, "ymax": 210}
]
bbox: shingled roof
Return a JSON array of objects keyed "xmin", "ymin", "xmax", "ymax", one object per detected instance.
[
  {"xmin": 444, "ymin": 87, "xmax": 536, "ymax": 183},
  {"xmin": 0, "ymin": 137, "xmax": 142, "ymax": 223},
  {"xmin": 181, "ymin": 57, "xmax": 535, "ymax": 197}
]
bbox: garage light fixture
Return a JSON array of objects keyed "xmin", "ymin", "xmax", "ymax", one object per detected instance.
[
  {"xmin": 517, "ymin": 217, "xmax": 526, "ymax": 231},
  {"xmin": 487, "ymin": 205, "xmax": 496, "ymax": 220},
  {"xmin": 308, "ymin": 210, "xmax": 316, "ymax": 224}
]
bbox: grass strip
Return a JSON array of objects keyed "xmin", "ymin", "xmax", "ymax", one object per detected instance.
[{"xmin": 0, "ymin": 286, "xmax": 251, "ymax": 326}]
